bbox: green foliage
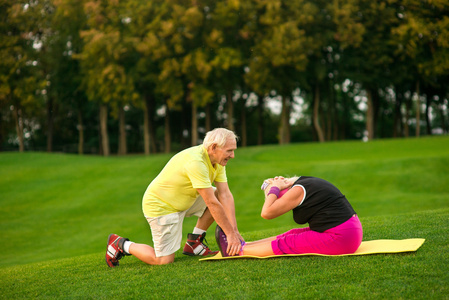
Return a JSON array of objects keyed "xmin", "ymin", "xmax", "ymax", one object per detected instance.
[
  {"xmin": 392, "ymin": 0, "xmax": 449, "ymax": 79},
  {"xmin": 1, "ymin": 0, "xmax": 448, "ymax": 153},
  {"xmin": 191, "ymin": 83, "xmax": 214, "ymax": 107},
  {"xmin": 79, "ymin": 1, "xmax": 137, "ymax": 107}
]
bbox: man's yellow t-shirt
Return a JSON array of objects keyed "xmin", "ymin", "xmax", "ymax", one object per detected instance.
[{"xmin": 142, "ymin": 145, "xmax": 227, "ymax": 217}]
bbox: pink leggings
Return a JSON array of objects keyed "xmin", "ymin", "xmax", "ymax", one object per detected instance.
[{"xmin": 272, "ymin": 215, "xmax": 363, "ymax": 255}]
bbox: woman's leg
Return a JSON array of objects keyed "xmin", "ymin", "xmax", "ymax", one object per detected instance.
[
  {"xmin": 245, "ymin": 236, "xmax": 277, "ymax": 246},
  {"xmin": 240, "ymin": 228, "xmax": 310, "ymax": 257},
  {"xmin": 242, "ymin": 238, "xmax": 276, "ymax": 257},
  {"xmin": 277, "ymin": 227, "xmax": 311, "ymax": 237},
  {"xmin": 272, "ymin": 216, "xmax": 363, "ymax": 255},
  {"xmin": 245, "ymin": 227, "xmax": 310, "ymax": 247}
]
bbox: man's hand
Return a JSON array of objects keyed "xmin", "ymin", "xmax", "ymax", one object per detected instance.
[
  {"xmin": 226, "ymin": 231, "xmax": 242, "ymax": 256},
  {"xmin": 235, "ymin": 230, "xmax": 244, "ymax": 243}
]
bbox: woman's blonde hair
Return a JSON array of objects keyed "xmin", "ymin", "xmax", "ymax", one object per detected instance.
[{"xmin": 203, "ymin": 128, "xmax": 238, "ymax": 150}]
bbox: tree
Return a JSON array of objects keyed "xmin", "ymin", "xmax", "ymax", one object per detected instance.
[
  {"xmin": 131, "ymin": 0, "xmax": 167, "ymax": 154},
  {"xmin": 208, "ymin": 0, "xmax": 255, "ymax": 136},
  {"xmin": 298, "ymin": 0, "xmax": 341, "ymax": 142},
  {"xmin": 51, "ymin": 0, "xmax": 89, "ymax": 154},
  {"xmin": 0, "ymin": 1, "xmax": 46, "ymax": 152},
  {"xmin": 245, "ymin": 0, "xmax": 308, "ymax": 144},
  {"xmin": 137, "ymin": 0, "xmax": 194, "ymax": 152},
  {"xmin": 179, "ymin": 4, "xmax": 214, "ymax": 145},
  {"xmin": 393, "ymin": 0, "xmax": 449, "ymax": 137},
  {"xmin": 2, "ymin": 0, "xmax": 449, "ymax": 153},
  {"xmin": 78, "ymin": 0, "xmax": 137, "ymax": 156},
  {"xmin": 337, "ymin": 0, "xmax": 401, "ymax": 140}
]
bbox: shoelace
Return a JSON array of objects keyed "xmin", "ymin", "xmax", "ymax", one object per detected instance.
[{"xmin": 201, "ymin": 236, "xmax": 211, "ymax": 248}]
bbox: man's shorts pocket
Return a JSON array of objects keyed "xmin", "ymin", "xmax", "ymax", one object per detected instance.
[{"xmin": 157, "ymin": 213, "xmax": 179, "ymax": 226}]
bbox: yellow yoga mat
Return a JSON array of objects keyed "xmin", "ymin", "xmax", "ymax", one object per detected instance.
[{"xmin": 199, "ymin": 238, "xmax": 425, "ymax": 261}]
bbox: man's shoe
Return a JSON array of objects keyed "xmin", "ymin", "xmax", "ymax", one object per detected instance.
[
  {"xmin": 105, "ymin": 234, "xmax": 130, "ymax": 267},
  {"xmin": 183, "ymin": 232, "xmax": 219, "ymax": 256}
]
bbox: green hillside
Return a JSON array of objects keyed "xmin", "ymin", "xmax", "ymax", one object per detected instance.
[{"xmin": 1, "ymin": 136, "xmax": 448, "ymax": 299}]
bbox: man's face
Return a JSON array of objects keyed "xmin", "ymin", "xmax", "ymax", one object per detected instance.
[{"xmin": 210, "ymin": 138, "xmax": 237, "ymax": 166}]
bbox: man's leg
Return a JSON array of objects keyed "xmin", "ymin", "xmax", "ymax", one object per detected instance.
[
  {"xmin": 128, "ymin": 243, "xmax": 175, "ymax": 265},
  {"xmin": 195, "ymin": 207, "xmax": 214, "ymax": 230},
  {"xmin": 105, "ymin": 234, "xmax": 176, "ymax": 267},
  {"xmin": 182, "ymin": 197, "xmax": 218, "ymax": 256}
]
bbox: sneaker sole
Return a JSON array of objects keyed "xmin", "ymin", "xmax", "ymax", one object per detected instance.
[
  {"xmin": 182, "ymin": 250, "xmax": 218, "ymax": 256},
  {"xmin": 105, "ymin": 256, "xmax": 118, "ymax": 267}
]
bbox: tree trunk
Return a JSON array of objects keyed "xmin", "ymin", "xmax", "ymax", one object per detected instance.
[
  {"xmin": 313, "ymin": 83, "xmax": 325, "ymax": 142},
  {"xmin": 366, "ymin": 89, "xmax": 375, "ymax": 140},
  {"xmin": 144, "ymin": 95, "xmax": 157, "ymax": 154},
  {"xmin": 13, "ymin": 105, "xmax": 25, "ymax": 152},
  {"xmin": 279, "ymin": 96, "xmax": 286, "ymax": 144},
  {"xmin": 415, "ymin": 81, "xmax": 421, "ymax": 137},
  {"xmin": 143, "ymin": 98, "xmax": 150, "ymax": 155},
  {"xmin": 286, "ymin": 97, "xmax": 291, "ymax": 143},
  {"xmin": 279, "ymin": 95, "xmax": 291, "ymax": 144},
  {"xmin": 180, "ymin": 97, "xmax": 189, "ymax": 149},
  {"xmin": 0, "ymin": 109, "xmax": 3, "ymax": 151},
  {"xmin": 191, "ymin": 101, "xmax": 198, "ymax": 146},
  {"xmin": 99, "ymin": 104, "xmax": 110, "ymax": 156},
  {"xmin": 393, "ymin": 88, "xmax": 403, "ymax": 138},
  {"xmin": 328, "ymin": 80, "xmax": 338, "ymax": 141},
  {"xmin": 227, "ymin": 90, "xmax": 234, "ymax": 131},
  {"xmin": 257, "ymin": 94, "xmax": 264, "ymax": 145},
  {"xmin": 340, "ymin": 92, "xmax": 349, "ymax": 140},
  {"xmin": 326, "ymin": 104, "xmax": 332, "ymax": 141},
  {"xmin": 118, "ymin": 106, "xmax": 127, "ymax": 155},
  {"xmin": 425, "ymin": 95, "xmax": 432, "ymax": 135},
  {"xmin": 205, "ymin": 103, "xmax": 211, "ymax": 132},
  {"xmin": 404, "ymin": 96, "xmax": 411, "ymax": 138},
  {"xmin": 46, "ymin": 97, "xmax": 53, "ymax": 152},
  {"xmin": 240, "ymin": 97, "xmax": 247, "ymax": 147},
  {"xmin": 164, "ymin": 101, "xmax": 171, "ymax": 153},
  {"xmin": 438, "ymin": 92, "xmax": 448, "ymax": 134},
  {"xmin": 78, "ymin": 108, "xmax": 84, "ymax": 155}
]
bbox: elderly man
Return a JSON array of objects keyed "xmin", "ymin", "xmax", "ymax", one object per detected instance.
[{"xmin": 106, "ymin": 128, "xmax": 243, "ymax": 266}]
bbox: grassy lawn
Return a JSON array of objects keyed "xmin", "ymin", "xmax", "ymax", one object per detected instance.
[{"xmin": 1, "ymin": 136, "xmax": 448, "ymax": 299}]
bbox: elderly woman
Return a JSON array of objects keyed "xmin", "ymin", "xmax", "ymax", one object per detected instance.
[{"xmin": 216, "ymin": 176, "xmax": 363, "ymax": 257}]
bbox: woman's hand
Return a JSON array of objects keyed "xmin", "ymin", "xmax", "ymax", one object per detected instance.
[{"xmin": 271, "ymin": 177, "xmax": 290, "ymax": 190}]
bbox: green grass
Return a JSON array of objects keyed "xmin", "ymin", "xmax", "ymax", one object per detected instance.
[
  {"xmin": 2, "ymin": 209, "xmax": 449, "ymax": 299},
  {"xmin": 1, "ymin": 136, "xmax": 449, "ymax": 299}
]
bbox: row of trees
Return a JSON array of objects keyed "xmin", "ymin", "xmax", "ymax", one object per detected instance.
[{"xmin": 1, "ymin": 0, "xmax": 448, "ymax": 155}]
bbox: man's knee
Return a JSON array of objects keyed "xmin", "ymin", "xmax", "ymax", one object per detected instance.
[{"xmin": 154, "ymin": 253, "xmax": 175, "ymax": 265}]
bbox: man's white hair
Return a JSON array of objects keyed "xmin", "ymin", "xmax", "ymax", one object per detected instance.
[{"xmin": 203, "ymin": 128, "xmax": 238, "ymax": 149}]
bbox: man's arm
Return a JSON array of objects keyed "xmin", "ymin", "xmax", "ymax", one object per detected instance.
[
  {"xmin": 214, "ymin": 181, "xmax": 243, "ymax": 240},
  {"xmin": 197, "ymin": 186, "xmax": 242, "ymax": 256}
]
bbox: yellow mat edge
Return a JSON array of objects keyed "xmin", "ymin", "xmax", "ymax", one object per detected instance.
[{"xmin": 199, "ymin": 238, "xmax": 425, "ymax": 261}]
